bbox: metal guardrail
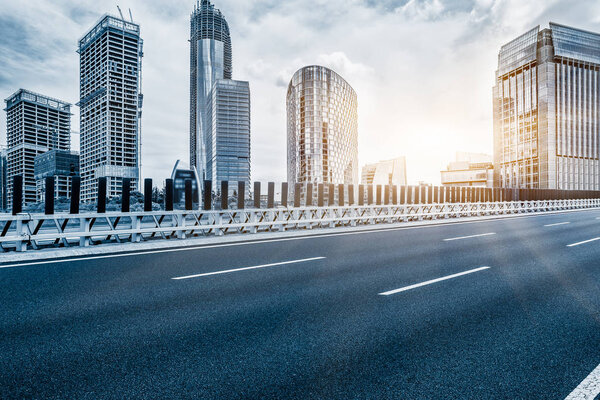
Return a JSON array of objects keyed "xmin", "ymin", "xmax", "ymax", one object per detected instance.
[{"xmin": 1, "ymin": 199, "xmax": 598, "ymax": 253}]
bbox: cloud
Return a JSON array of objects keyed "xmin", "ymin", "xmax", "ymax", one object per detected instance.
[{"xmin": 1, "ymin": 0, "xmax": 599, "ymax": 186}]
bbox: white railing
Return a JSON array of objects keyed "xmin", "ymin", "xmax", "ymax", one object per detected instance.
[{"xmin": 1, "ymin": 199, "xmax": 598, "ymax": 253}]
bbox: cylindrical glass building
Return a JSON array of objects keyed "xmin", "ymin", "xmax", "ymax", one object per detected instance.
[{"xmin": 287, "ymin": 65, "xmax": 359, "ymax": 186}]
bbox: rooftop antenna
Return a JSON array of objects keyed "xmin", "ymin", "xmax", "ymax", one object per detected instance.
[
  {"xmin": 128, "ymin": 8, "xmax": 133, "ymax": 22},
  {"xmin": 116, "ymin": 5, "xmax": 124, "ymax": 20}
]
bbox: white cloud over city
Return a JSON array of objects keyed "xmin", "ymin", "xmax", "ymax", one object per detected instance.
[{"xmin": 1, "ymin": 0, "xmax": 599, "ymax": 184}]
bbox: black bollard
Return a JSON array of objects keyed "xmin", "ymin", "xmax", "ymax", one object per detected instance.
[
  {"xmin": 221, "ymin": 181, "xmax": 229, "ymax": 210},
  {"xmin": 203, "ymin": 180, "xmax": 212, "ymax": 210},
  {"xmin": 280, "ymin": 182, "xmax": 288, "ymax": 208},
  {"xmin": 186, "ymin": 180, "xmax": 194, "ymax": 210},
  {"xmin": 254, "ymin": 182, "xmax": 261, "ymax": 208},
  {"xmin": 144, "ymin": 178, "xmax": 152, "ymax": 212},
  {"xmin": 165, "ymin": 179, "xmax": 174, "ymax": 211},
  {"xmin": 122, "ymin": 178, "xmax": 131, "ymax": 213},
  {"xmin": 267, "ymin": 182, "xmax": 275, "ymax": 208},
  {"xmin": 44, "ymin": 176, "xmax": 54, "ymax": 215},
  {"xmin": 70, "ymin": 176, "xmax": 80, "ymax": 214},
  {"xmin": 238, "ymin": 181, "xmax": 245, "ymax": 209},
  {"xmin": 97, "ymin": 177, "xmax": 107, "ymax": 213}
]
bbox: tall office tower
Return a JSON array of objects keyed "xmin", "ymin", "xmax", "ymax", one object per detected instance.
[
  {"xmin": 287, "ymin": 65, "xmax": 359, "ymax": 186},
  {"xmin": 78, "ymin": 14, "xmax": 143, "ymax": 202},
  {"xmin": 34, "ymin": 150, "xmax": 80, "ymax": 201},
  {"xmin": 493, "ymin": 23, "xmax": 600, "ymax": 190},
  {"xmin": 190, "ymin": 0, "xmax": 232, "ymax": 181},
  {"xmin": 361, "ymin": 157, "xmax": 407, "ymax": 186},
  {"xmin": 0, "ymin": 146, "xmax": 7, "ymax": 211},
  {"xmin": 206, "ymin": 80, "xmax": 250, "ymax": 187},
  {"xmin": 4, "ymin": 89, "xmax": 71, "ymax": 208}
]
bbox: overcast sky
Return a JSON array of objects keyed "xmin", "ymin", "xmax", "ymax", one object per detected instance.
[{"xmin": 1, "ymin": 0, "xmax": 600, "ymax": 185}]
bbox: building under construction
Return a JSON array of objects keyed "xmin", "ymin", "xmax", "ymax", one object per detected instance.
[
  {"xmin": 3, "ymin": 89, "xmax": 71, "ymax": 208},
  {"xmin": 78, "ymin": 13, "xmax": 143, "ymax": 201}
]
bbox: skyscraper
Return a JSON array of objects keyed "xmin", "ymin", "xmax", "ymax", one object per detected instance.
[
  {"xmin": 287, "ymin": 65, "xmax": 359, "ymax": 186},
  {"xmin": 4, "ymin": 89, "xmax": 71, "ymax": 208},
  {"xmin": 190, "ymin": 0, "xmax": 250, "ymax": 190},
  {"xmin": 78, "ymin": 14, "xmax": 143, "ymax": 201},
  {"xmin": 493, "ymin": 23, "xmax": 600, "ymax": 190}
]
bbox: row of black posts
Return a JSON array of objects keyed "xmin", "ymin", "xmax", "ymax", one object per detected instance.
[{"xmin": 10, "ymin": 175, "xmax": 600, "ymax": 216}]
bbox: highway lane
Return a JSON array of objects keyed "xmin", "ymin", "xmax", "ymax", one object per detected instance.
[{"xmin": 1, "ymin": 210, "xmax": 600, "ymax": 399}]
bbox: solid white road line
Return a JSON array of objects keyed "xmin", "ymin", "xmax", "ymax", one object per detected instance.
[
  {"xmin": 544, "ymin": 222, "xmax": 570, "ymax": 227},
  {"xmin": 567, "ymin": 237, "xmax": 600, "ymax": 247},
  {"xmin": 378, "ymin": 266, "xmax": 491, "ymax": 296},
  {"xmin": 443, "ymin": 233, "xmax": 496, "ymax": 241},
  {"xmin": 564, "ymin": 363, "xmax": 600, "ymax": 400},
  {"xmin": 171, "ymin": 256, "xmax": 326, "ymax": 280}
]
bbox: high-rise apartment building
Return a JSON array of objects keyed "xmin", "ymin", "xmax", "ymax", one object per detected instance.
[
  {"xmin": 361, "ymin": 157, "xmax": 407, "ymax": 186},
  {"xmin": 287, "ymin": 65, "xmax": 359, "ymax": 186},
  {"xmin": 0, "ymin": 146, "xmax": 7, "ymax": 211},
  {"xmin": 493, "ymin": 23, "xmax": 600, "ymax": 189},
  {"xmin": 4, "ymin": 89, "xmax": 71, "ymax": 208},
  {"xmin": 78, "ymin": 14, "xmax": 143, "ymax": 201}
]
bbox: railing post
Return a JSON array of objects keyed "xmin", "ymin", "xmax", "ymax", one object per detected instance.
[
  {"xmin": 165, "ymin": 178, "xmax": 174, "ymax": 211},
  {"xmin": 203, "ymin": 180, "xmax": 212, "ymax": 210},
  {"xmin": 238, "ymin": 181, "xmax": 246, "ymax": 209},
  {"xmin": 97, "ymin": 177, "xmax": 107, "ymax": 213},
  {"xmin": 144, "ymin": 178, "xmax": 152, "ymax": 212},
  {"xmin": 267, "ymin": 182, "xmax": 275, "ymax": 209},
  {"xmin": 45, "ymin": 176, "xmax": 55, "ymax": 215},
  {"xmin": 12, "ymin": 175, "xmax": 23, "ymax": 215},
  {"xmin": 254, "ymin": 182, "xmax": 261, "ymax": 208},
  {"xmin": 358, "ymin": 184, "xmax": 365, "ymax": 206},
  {"xmin": 122, "ymin": 177, "xmax": 131, "ymax": 213},
  {"xmin": 318, "ymin": 183, "xmax": 324, "ymax": 207},
  {"xmin": 329, "ymin": 184, "xmax": 335, "ymax": 206},
  {"xmin": 294, "ymin": 183, "xmax": 301, "ymax": 208},
  {"xmin": 281, "ymin": 182, "xmax": 288, "ymax": 208},
  {"xmin": 221, "ymin": 181, "xmax": 229, "ymax": 210},
  {"xmin": 185, "ymin": 180, "xmax": 193, "ymax": 211},
  {"xmin": 15, "ymin": 215, "xmax": 27, "ymax": 252},
  {"xmin": 70, "ymin": 176, "xmax": 80, "ymax": 214}
]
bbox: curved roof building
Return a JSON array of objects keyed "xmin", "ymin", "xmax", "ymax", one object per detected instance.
[
  {"xmin": 190, "ymin": 0, "xmax": 232, "ymax": 180},
  {"xmin": 287, "ymin": 65, "xmax": 359, "ymax": 186}
]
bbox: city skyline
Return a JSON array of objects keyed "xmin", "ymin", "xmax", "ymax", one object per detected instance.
[{"xmin": 1, "ymin": 1, "xmax": 600, "ymax": 186}]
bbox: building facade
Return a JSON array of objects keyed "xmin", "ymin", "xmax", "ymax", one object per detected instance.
[
  {"xmin": 361, "ymin": 157, "xmax": 407, "ymax": 186},
  {"xmin": 493, "ymin": 23, "xmax": 600, "ymax": 190},
  {"xmin": 206, "ymin": 80, "xmax": 250, "ymax": 187},
  {"xmin": 287, "ymin": 65, "xmax": 359, "ymax": 186},
  {"xmin": 34, "ymin": 150, "xmax": 80, "ymax": 201},
  {"xmin": 441, "ymin": 152, "xmax": 493, "ymax": 187},
  {"xmin": 0, "ymin": 146, "xmax": 7, "ymax": 211},
  {"xmin": 4, "ymin": 89, "xmax": 71, "ymax": 208},
  {"xmin": 78, "ymin": 14, "xmax": 143, "ymax": 202}
]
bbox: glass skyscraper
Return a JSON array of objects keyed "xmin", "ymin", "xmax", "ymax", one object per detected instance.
[
  {"xmin": 493, "ymin": 23, "xmax": 600, "ymax": 190},
  {"xmin": 287, "ymin": 65, "xmax": 359, "ymax": 186},
  {"xmin": 190, "ymin": 0, "xmax": 250, "ymax": 190}
]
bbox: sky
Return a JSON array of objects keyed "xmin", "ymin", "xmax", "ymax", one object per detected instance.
[{"xmin": 1, "ymin": 0, "xmax": 600, "ymax": 185}]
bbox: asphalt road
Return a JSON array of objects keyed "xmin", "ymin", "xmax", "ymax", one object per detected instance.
[{"xmin": 1, "ymin": 210, "xmax": 600, "ymax": 399}]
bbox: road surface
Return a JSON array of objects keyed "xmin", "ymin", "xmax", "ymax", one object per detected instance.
[{"xmin": 1, "ymin": 210, "xmax": 600, "ymax": 399}]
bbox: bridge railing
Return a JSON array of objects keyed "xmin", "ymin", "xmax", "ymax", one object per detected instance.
[{"xmin": 1, "ymin": 198, "xmax": 599, "ymax": 252}]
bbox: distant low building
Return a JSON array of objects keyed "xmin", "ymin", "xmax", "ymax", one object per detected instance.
[
  {"xmin": 34, "ymin": 150, "xmax": 80, "ymax": 201},
  {"xmin": 171, "ymin": 160, "xmax": 200, "ymax": 204},
  {"xmin": 361, "ymin": 157, "xmax": 407, "ymax": 186},
  {"xmin": 441, "ymin": 152, "xmax": 493, "ymax": 187}
]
